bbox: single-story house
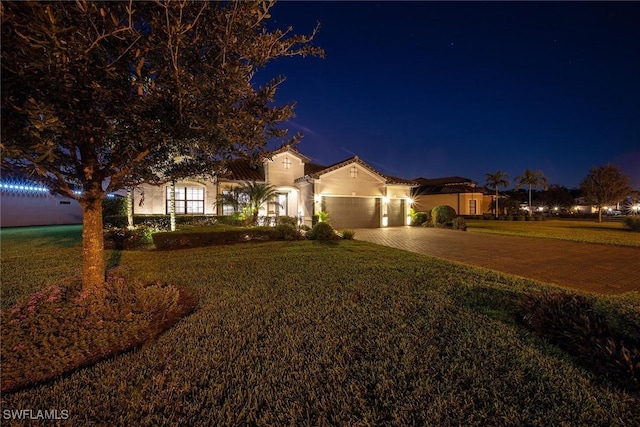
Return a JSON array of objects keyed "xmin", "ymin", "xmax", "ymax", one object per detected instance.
[
  {"xmin": 133, "ymin": 146, "xmax": 416, "ymax": 229},
  {"xmin": 411, "ymin": 176, "xmax": 490, "ymax": 216}
]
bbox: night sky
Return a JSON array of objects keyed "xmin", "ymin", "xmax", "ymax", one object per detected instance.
[{"xmin": 260, "ymin": 1, "xmax": 639, "ymax": 189}]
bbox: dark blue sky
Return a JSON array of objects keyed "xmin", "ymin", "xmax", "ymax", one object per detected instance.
[{"xmin": 260, "ymin": 1, "xmax": 639, "ymax": 189}]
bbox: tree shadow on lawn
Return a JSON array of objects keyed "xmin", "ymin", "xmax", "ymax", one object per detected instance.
[{"xmin": 1, "ymin": 279, "xmax": 198, "ymax": 394}]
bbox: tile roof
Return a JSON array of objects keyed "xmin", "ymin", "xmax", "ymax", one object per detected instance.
[
  {"xmin": 219, "ymin": 158, "xmax": 264, "ymax": 182},
  {"xmin": 413, "ymin": 176, "xmax": 477, "ymax": 186},
  {"xmin": 304, "ymin": 162, "xmax": 328, "ymax": 176},
  {"xmin": 413, "ymin": 184, "xmax": 482, "ymax": 195}
]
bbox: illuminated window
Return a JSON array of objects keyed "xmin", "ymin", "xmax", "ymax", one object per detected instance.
[
  {"xmin": 469, "ymin": 200, "xmax": 477, "ymax": 215},
  {"xmin": 283, "ymin": 157, "xmax": 291, "ymax": 170},
  {"xmin": 166, "ymin": 186, "xmax": 204, "ymax": 214},
  {"xmin": 350, "ymin": 166, "xmax": 358, "ymax": 178}
]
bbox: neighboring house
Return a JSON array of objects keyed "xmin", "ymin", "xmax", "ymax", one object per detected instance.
[
  {"xmin": 133, "ymin": 146, "xmax": 415, "ymax": 228},
  {"xmin": 411, "ymin": 176, "xmax": 490, "ymax": 216},
  {"xmin": 0, "ymin": 179, "xmax": 83, "ymax": 227}
]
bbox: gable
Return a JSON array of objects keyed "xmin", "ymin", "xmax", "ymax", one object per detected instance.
[{"xmin": 320, "ymin": 161, "xmax": 386, "ymax": 184}]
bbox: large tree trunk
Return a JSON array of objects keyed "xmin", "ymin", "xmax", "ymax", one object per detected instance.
[{"xmin": 81, "ymin": 197, "xmax": 106, "ymax": 291}]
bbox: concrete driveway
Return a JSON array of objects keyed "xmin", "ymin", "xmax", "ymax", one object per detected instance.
[{"xmin": 354, "ymin": 226, "xmax": 640, "ymax": 295}]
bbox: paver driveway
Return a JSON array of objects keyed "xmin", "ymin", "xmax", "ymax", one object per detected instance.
[{"xmin": 354, "ymin": 226, "xmax": 640, "ymax": 295}]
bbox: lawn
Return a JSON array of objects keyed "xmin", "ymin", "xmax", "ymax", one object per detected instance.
[
  {"xmin": 466, "ymin": 218, "xmax": 640, "ymax": 247},
  {"xmin": 1, "ymin": 226, "xmax": 639, "ymax": 425}
]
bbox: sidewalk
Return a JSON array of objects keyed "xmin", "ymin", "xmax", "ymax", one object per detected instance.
[{"xmin": 354, "ymin": 227, "xmax": 640, "ymax": 295}]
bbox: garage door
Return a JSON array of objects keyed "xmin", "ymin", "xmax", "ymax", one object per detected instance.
[
  {"xmin": 322, "ymin": 197, "xmax": 381, "ymax": 229},
  {"xmin": 387, "ymin": 199, "xmax": 405, "ymax": 226}
]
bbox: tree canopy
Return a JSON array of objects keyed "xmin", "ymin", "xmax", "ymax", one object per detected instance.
[
  {"xmin": 580, "ymin": 164, "xmax": 632, "ymax": 222},
  {"xmin": 1, "ymin": 0, "xmax": 323, "ymax": 288},
  {"xmin": 515, "ymin": 169, "xmax": 548, "ymax": 215}
]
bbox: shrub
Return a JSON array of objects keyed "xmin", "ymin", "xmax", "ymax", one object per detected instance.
[
  {"xmin": 104, "ymin": 215, "xmax": 222, "ymax": 230},
  {"xmin": 275, "ymin": 223, "xmax": 303, "ymax": 241},
  {"xmin": 623, "ymin": 216, "xmax": 640, "ymax": 232},
  {"xmin": 341, "ymin": 229, "xmax": 356, "ymax": 240},
  {"xmin": 103, "ymin": 215, "xmax": 128, "ymax": 228},
  {"xmin": 520, "ymin": 291, "xmax": 640, "ymax": 391},
  {"xmin": 102, "ymin": 195, "xmax": 127, "ymax": 219},
  {"xmin": 317, "ymin": 211, "xmax": 330, "ymax": 224},
  {"xmin": 431, "ymin": 205, "xmax": 456, "ymax": 226},
  {"xmin": 153, "ymin": 226, "xmax": 280, "ymax": 249},
  {"xmin": 1, "ymin": 271, "xmax": 196, "ymax": 393},
  {"xmin": 482, "ymin": 213, "xmax": 494, "ymax": 220},
  {"xmin": 452, "ymin": 217, "xmax": 467, "ymax": 231},
  {"xmin": 104, "ymin": 225, "xmax": 157, "ymax": 249},
  {"xmin": 216, "ymin": 214, "xmax": 249, "ymax": 227},
  {"xmin": 275, "ymin": 215, "xmax": 298, "ymax": 227},
  {"xmin": 135, "ymin": 215, "xmax": 171, "ymax": 229},
  {"xmin": 307, "ymin": 222, "xmax": 338, "ymax": 241},
  {"xmin": 534, "ymin": 214, "xmax": 544, "ymax": 221},
  {"xmin": 410, "ymin": 210, "xmax": 429, "ymax": 226}
]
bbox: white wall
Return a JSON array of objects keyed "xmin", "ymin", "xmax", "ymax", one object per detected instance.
[{"xmin": 1, "ymin": 193, "xmax": 83, "ymax": 227}]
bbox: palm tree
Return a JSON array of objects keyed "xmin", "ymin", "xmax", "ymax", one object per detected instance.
[
  {"xmin": 239, "ymin": 181, "xmax": 281, "ymax": 225},
  {"xmin": 485, "ymin": 171, "xmax": 510, "ymax": 218},
  {"xmin": 218, "ymin": 186, "xmax": 246, "ymax": 215},
  {"xmin": 515, "ymin": 169, "xmax": 548, "ymax": 216}
]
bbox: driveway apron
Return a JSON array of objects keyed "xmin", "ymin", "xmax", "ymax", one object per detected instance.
[{"xmin": 354, "ymin": 227, "xmax": 639, "ymax": 295}]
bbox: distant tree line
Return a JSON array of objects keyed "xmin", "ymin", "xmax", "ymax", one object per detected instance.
[{"xmin": 485, "ymin": 164, "xmax": 637, "ymax": 222}]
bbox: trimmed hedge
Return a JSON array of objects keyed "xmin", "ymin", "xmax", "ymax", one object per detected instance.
[
  {"xmin": 623, "ymin": 216, "xmax": 640, "ymax": 232},
  {"xmin": 152, "ymin": 227, "xmax": 279, "ymax": 249},
  {"xmin": 104, "ymin": 215, "xmax": 220, "ymax": 229}
]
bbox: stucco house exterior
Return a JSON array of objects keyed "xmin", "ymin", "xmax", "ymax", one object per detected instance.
[
  {"xmin": 1, "ymin": 146, "xmax": 492, "ymax": 228},
  {"xmin": 133, "ymin": 146, "xmax": 416, "ymax": 228},
  {"xmin": 411, "ymin": 176, "xmax": 490, "ymax": 216}
]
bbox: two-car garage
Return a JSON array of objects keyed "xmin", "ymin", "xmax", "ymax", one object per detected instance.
[{"xmin": 321, "ymin": 197, "xmax": 405, "ymax": 229}]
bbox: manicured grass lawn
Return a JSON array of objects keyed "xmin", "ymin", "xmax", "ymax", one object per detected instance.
[
  {"xmin": 466, "ymin": 218, "xmax": 640, "ymax": 247},
  {"xmin": 1, "ymin": 226, "xmax": 639, "ymax": 425}
]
